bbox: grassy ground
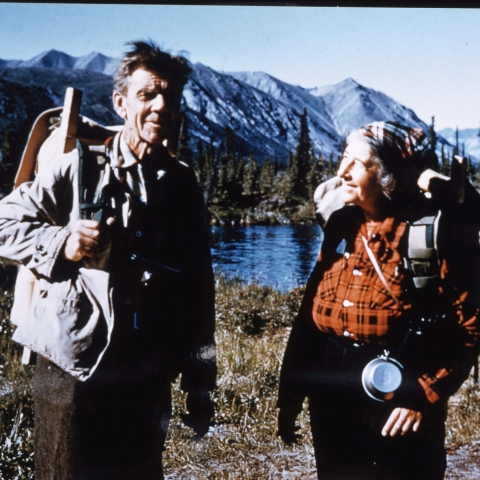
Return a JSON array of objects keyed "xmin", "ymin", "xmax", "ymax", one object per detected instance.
[{"xmin": 0, "ymin": 268, "xmax": 479, "ymax": 479}]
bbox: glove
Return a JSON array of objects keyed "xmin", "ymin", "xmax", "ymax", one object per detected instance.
[
  {"xmin": 181, "ymin": 387, "xmax": 214, "ymax": 441},
  {"xmin": 277, "ymin": 404, "xmax": 302, "ymax": 445}
]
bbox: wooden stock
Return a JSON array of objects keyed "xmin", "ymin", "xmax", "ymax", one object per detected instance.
[{"xmin": 59, "ymin": 87, "xmax": 83, "ymax": 153}]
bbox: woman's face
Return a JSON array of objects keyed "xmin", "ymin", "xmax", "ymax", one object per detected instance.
[{"xmin": 337, "ymin": 135, "xmax": 384, "ymax": 212}]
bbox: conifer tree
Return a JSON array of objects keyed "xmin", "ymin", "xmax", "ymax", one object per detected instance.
[
  {"xmin": 176, "ymin": 114, "xmax": 193, "ymax": 167},
  {"xmin": 453, "ymin": 127, "xmax": 459, "ymax": 157},
  {"xmin": 467, "ymin": 155, "xmax": 476, "ymax": 182},
  {"xmin": 203, "ymin": 138, "xmax": 218, "ymax": 205},
  {"xmin": 273, "ymin": 157, "xmax": 279, "ymax": 176},
  {"xmin": 243, "ymin": 153, "xmax": 260, "ymax": 195},
  {"xmin": 328, "ymin": 153, "xmax": 335, "ymax": 176},
  {"xmin": 429, "ymin": 116, "xmax": 437, "ymax": 155},
  {"xmin": 195, "ymin": 139, "xmax": 206, "ymax": 186},
  {"xmin": 307, "ymin": 153, "xmax": 326, "ymax": 201},
  {"xmin": 216, "ymin": 126, "xmax": 238, "ymax": 205},
  {"xmin": 1, "ymin": 126, "xmax": 17, "ymax": 193},
  {"xmin": 260, "ymin": 156, "xmax": 275, "ymax": 194},
  {"xmin": 236, "ymin": 156, "xmax": 246, "ymax": 193},
  {"xmin": 288, "ymin": 108, "xmax": 314, "ymax": 200},
  {"xmin": 440, "ymin": 144, "xmax": 450, "ymax": 176}
]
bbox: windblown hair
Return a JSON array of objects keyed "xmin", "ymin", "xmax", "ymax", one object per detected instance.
[
  {"xmin": 113, "ymin": 40, "xmax": 192, "ymax": 95},
  {"xmin": 344, "ymin": 130, "xmax": 397, "ymax": 198}
]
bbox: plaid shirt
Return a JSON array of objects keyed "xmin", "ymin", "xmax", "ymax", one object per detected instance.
[
  {"xmin": 312, "ymin": 209, "xmax": 480, "ymax": 404},
  {"xmin": 312, "ymin": 216, "xmax": 411, "ymax": 342}
]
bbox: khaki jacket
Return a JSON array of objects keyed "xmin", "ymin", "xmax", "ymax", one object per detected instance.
[{"xmin": 0, "ymin": 134, "xmax": 216, "ymax": 385}]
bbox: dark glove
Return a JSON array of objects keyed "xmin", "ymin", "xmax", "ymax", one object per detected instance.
[
  {"xmin": 181, "ymin": 387, "xmax": 215, "ymax": 441},
  {"xmin": 277, "ymin": 404, "xmax": 302, "ymax": 445}
]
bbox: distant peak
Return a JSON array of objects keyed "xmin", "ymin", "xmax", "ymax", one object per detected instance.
[
  {"xmin": 41, "ymin": 49, "xmax": 67, "ymax": 57},
  {"xmin": 340, "ymin": 77, "xmax": 360, "ymax": 86}
]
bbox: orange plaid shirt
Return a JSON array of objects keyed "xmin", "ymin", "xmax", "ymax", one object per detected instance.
[
  {"xmin": 312, "ymin": 212, "xmax": 480, "ymax": 404},
  {"xmin": 312, "ymin": 217, "xmax": 410, "ymax": 342}
]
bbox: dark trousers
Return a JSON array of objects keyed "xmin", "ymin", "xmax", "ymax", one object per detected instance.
[
  {"xmin": 308, "ymin": 336, "xmax": 447, "ymax": 480},
  {"xmin": 33, "ymin": 356, "xmax": 172, "ymax": 480}
]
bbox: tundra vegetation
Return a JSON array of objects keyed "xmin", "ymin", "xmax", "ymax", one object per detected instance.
[{"xmin": 0, "ymin": 260, "xmax": 479, "ymax": 479}]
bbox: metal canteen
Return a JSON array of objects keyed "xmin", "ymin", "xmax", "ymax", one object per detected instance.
[{"xmin": 361, "ymin": 351, "xmax": 404, "ymax": 402}]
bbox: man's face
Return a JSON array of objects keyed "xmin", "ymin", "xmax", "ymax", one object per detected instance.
[
  {"xmin": 113, "ymin": 67, "xmax": 181, "ymax": 148},
  {"xmin": 337, "ymin": 136, "xmax": 383, "ymax": 211}
]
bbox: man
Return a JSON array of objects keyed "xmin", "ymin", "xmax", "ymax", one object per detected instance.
[{"xmin": 0, "ymin": 40, "xmax": 216, "ymax": 479}]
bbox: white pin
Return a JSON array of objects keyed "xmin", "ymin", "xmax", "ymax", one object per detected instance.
[{"xmin": 157, "ymin": 170, "xmax": 166, "ymax": 180}]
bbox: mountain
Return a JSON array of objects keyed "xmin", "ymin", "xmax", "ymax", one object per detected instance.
[
  {"xmin": 0, "ymin": 49, "xmax": 464, "ymax": 166},
  {"xmin": 312, "ymin": 78, "xmax": 429, "ymax": 136},
  {"xmin": 0, "ymin": 49, "xmax": 117, "ymax": 75},
  {"xmin": 438, "ymin": 128, "xmax": 480, "ymax": 161}
]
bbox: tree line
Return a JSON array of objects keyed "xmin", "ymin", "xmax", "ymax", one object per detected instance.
[
  {"xmin": 1, "ymin": 111, "xmax": 479, "ymax": 222},
  {"xmin": 176, "ymin": 109, "xmax": 340, "ymax": 223}
]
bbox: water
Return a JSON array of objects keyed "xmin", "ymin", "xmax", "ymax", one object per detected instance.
[{"xmin": 210, "ymin": 224, "xmax": 324, "ymax": 292}]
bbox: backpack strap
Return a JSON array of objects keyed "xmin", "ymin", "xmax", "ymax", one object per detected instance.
[
  {"xmin": 77, "ymin": 140, "xmax": 109, "ymax": 221},
  {"xmin": 404, "ymin": 211, "xmax": 442, "ymax": 289}
]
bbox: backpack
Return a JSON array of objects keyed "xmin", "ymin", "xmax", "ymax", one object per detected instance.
[{"xmin": 10, "ymin": 88, "xmax": 122, "ymax": 364}]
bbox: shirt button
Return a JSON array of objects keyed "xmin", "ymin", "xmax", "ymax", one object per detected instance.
[
  {"xmin": 344, "ymin": 252, "xmax": 350, "ymax": 259},
  {"xmin": 126, "ymin": 299, "xmax": 132, "ymax": 305},
  {"xmin": 352, "ymin": 269, "xmax": 362, "ymax": 276},
  {"xmin": 343, "ymin": 330, "xmax": 351, "ymax": 337},
  {"xmin": 343, "ymin": 299, "xmax": 354, "ymax": 307}
]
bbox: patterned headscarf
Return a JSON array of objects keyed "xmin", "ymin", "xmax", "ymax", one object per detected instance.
[{"xmin": 356, "ymin": 121, "xmax": 431, "ymax": 179}]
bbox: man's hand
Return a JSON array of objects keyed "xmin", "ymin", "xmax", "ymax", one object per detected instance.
[
  {"xmin": 63, "ymin": 218, "xmax": 114, "ymax": 262},
  {"xmin": 181, "ymin": 387, "xmax": 214, "ymax": 441},
  {"xmin": 381, "ymin": 407, "xmax": 423, "ymax": 437}
]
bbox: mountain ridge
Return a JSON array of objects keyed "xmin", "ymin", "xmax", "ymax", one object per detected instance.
[{"xmin": 0, "ymin": 49, "xmax": 468, "ymax": 164}]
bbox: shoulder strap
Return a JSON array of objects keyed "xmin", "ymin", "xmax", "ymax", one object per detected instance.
[
  {"xmin": 77, "ymin": 140, "xmax": 109, "ymax": 221},
  {"xmin": 405, "ymin": 211, "xmax": 442, "ymax": 289}
]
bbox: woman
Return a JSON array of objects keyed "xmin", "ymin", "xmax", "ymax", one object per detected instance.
[{"xmin": 277, "ymin": 121, "xmax": 480, "ymax": 479}]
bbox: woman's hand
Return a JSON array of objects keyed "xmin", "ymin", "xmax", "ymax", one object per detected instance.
[{"xmin": 381, "ymin": 407, "xmax": 422, "ymax": 437}]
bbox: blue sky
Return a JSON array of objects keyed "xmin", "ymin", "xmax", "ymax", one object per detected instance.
[{"xmin": 1, "ymin": 4, "xmax": 480, "ymax": 131}]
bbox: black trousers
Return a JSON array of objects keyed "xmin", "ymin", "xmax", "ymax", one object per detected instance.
[
  {"xmin": 33, "ymin": 356, "xmax": 172, "ymax": 480},
  {"xmin": 307, "ymin": 336, "xmax": 447, "ymax": 480}
]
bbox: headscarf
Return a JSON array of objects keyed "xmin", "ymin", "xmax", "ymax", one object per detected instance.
[{"xmin": 356, "ymin": 121, "xmax": 432, "ymax": 179}]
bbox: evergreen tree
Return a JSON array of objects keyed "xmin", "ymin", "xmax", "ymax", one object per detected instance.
[
  {"xmin": 273, "ymin": 157, "xmax": 279, "ymax": 176},
  {"xmin": 453, "ymin": 127, "xmax": 459, "ymax": 157},
  {"xmin": 288, "ymin": 108, "xmax": 314, "ymax": 200},
  {"xmin": 440, "ymin": 144, "xmax": 450, "ymax": 176},
  {"xmin": 328, "ymin": 153, "xmax": 335, "ymax": 176},
  {"xmin": 1, "ymin": 126, "xmax": 18, "ymax": 193},
  {"xmin": 429, "ymin": 116, "xmax": 437, "ymax": 155},
  {"xmin": 176, "ymin": 114, "xmax": 193, "ymax": 167},
  {"xmin": 203, "ymin": 138, "xmax": 218, "ymax": 205},
  {"xmin": 195, "ymin": 139, "xmax": 206, "ymax": 186},
  {"xmin": 467, "ymin": 155, "xmax": 476, "ymax": 182},
  {"xmin": 259, "ymin": 156, "xmax": 275, "ymax": 194},
  {"xmin": 243, "ymin": 153, "xmax": 260, "ymax": 195},
  {"xmin": 307, "ymin": 153, "xmax": 326, "ymax": 201},
  {"xmin": 216, "ymin": 126, "xmax": 238, "ymax": 205},
  {"xmin": 287, "ymin": 150, "xmax": 293, "ymax": 170}
]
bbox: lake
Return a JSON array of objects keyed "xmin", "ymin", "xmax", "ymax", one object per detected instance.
[{"xmin": 210, "ymin": 224, "xmax": 324, "ymax": 292}]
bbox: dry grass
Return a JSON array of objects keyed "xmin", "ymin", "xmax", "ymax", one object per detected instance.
[{"xmin": 0, "ymin": 266, "xmax": 479, "ymax": 479}]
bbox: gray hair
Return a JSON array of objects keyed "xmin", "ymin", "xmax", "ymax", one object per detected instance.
[
  {"xmin": 113, "ymin": 40, "xmax": 192, "ymax": 96},
  {"xmin": 345, "ymin": 130, "xmax": 396, "ymax": 198}
]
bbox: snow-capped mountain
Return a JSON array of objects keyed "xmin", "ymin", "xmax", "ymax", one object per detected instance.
[
  {"xmin": 0, "ymin": 49, "xmax": 468, "ymax": 164},
  {"xmin": 0, "ymin": 49, "xmax": 118, "ymax": 75},
  {"xmin": 313, "ymin": 78, "xmax": 429, "ymax": 136}
]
